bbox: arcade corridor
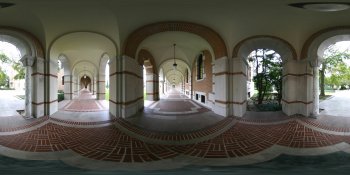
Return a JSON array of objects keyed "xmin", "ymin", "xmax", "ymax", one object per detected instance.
[{"xmin": 1, "ymin": 0, "xmax": 350, "ymax": 174}]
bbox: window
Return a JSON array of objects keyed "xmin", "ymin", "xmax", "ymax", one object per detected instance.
[
  {"xmin": 62, "ymin": 76, "xmax": 64, "ymax": 85},
  {"xmin": 201, "ymin": 95, "xmax": 205, "ymax": 103},
  {"xmin": 197, "ymin": 54, "xmax": 204, "ymax": 80},
  {"xmin": 185, "ymin": 69, "xmax": 189, "ymax": 83}
]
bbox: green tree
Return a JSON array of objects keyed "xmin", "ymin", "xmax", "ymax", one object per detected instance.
[
  {"xmin": 250, "ymin": 49, "xmax": 282, "ymax": 104},
  {"xmin": 325, "ymin": 62, "xmax": 350, "ymax": 88},
  {"xmin": 0, "ymin": 53, "xmax": 11, "ymax": 63},
  {"xmin": 12, "ymin": 61, "xmax": 25, "ymax": 80},
  {"xmin": 0, "ymin": 68, "xmax": 9, "ymax": 87},
  {"xmin": 0, "ymin": 53, "xmax": 11, "ymax": 87},
  {"xmin": 320, "ymin": 45, "xmax": 350, "ymax": 96}
]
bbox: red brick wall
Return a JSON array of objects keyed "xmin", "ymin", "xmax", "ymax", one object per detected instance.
[{"xmin": 192, "ymin": 50, "xmax": 213, "ymax": 97}]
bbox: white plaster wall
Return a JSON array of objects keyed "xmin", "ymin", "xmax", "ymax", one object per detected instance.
[
  {"xmin": 213, "ymin": 56, "xmax": 229, "ymax": 117},
  {"xmin": 109, "ymin": 58, "xmax": 117, "ymax": 117},
  {"xmin": 63, "ymin": 75, "xmax": 72, "ymax": 100},
  {"xmin": 231, "ymin": 57, "xmax": 247, "ymax": 117},
  {"xmin": 121, "ymin": 56, "xmax": 143, "ymax": 118}
]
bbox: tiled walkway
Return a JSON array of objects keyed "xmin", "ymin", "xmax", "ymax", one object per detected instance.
[
  {"xmin": 0, "ymin": 114, "xmax": 349, "ymax": 170},
  {"xmin": 0, "ymin": 89, "xmax": 350, "ymax": 171}
]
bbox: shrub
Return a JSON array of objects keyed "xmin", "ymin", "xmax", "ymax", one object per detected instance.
[{"xmin": 58, "ymin": 93, "xmax": 64, "ymax": 102}]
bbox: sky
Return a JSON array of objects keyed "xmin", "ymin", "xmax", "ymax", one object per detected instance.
[
  {"xmin": 0, "ymin": 41, "xmax": 21, "ymax": 75},
  {"xmin": 330, "ymin": 41, "xmax": 350, "ymax": 66}
]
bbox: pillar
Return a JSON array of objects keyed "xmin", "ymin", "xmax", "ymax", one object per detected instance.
[
  {"xmin": 231, "ymin": 57, "xmax": 247, "ymax": 117},
  {"xmin": 20, "ymin": 56, "xmax": 35, "ymax": 118},
  {"xmin": 63, "ymin": 75, "xmax": 72, "ymax": 100},
  {"xmin": 97, "ymin": 73, "xmax": 106, "ymax": 100},
  {"xmin": 145, "ymin": 69, "xmax": 156, "ymax": 101},
  {"xmin": 311, "ymin": 60, "xmax": 320, "ymax": 117},
  {"xmin": 213, "ymin": 56, "xmax": 230, "ymax": 117}
]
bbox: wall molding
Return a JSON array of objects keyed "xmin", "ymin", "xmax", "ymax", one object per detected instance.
[{"xmin": 282, "ymin": 99, "xmax": 313, "ymax": 104}]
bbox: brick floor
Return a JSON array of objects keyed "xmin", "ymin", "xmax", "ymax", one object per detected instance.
[
  {"xmin": 0, "ymin": 116, "xmax": 349, "ymax": 163},
  {"xmin": 64, "ymin": 100, "xmax": 106, "ymax": 112}
]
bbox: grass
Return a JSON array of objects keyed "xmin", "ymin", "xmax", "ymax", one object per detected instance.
[{"xmin": 105, "ymin": 88, "xmax": 109, "ymax": 100}]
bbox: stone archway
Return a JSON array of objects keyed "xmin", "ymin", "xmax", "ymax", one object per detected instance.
[
  {"xmin": 0, "ymin": 27, "xmax": 45, "ymax": 118},
  {"xmin": 137, "ymin": 49, "xmax": 159, "ymax": 101},
  {"xmin": 301, "ymin": 27, "xmax": 350, "ymax": 117},
  {"xmin": 123, "ymin": 21, "xmax": 227, "ymax": 60},
  {"xmin": 48, "ymin": 31, "xmax": 118, "ymax": 115},
  {"xmin": 98, "ymin": 53, "xmax": 110, "ymax": 100},
  {"xmin": 119, "ymin": 22, "xmax": 227, "ymax": 118},
  {"xmin": 231, "ymin": 35, "xmax": 296, "ymax": 117}
]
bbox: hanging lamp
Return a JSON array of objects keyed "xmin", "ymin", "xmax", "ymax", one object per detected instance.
[{"xmin": 173, "ymin": 43, "xmax": 177, "ymax": 69}]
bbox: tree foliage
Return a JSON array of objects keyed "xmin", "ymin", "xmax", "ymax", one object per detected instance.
[
  {"xmin": 321, "ymin": 44, "xmax": 350, "ymax": 93},
  {"xmin": 0, "ymin": 53, "xmax": 10, "ymax": 87},
  {"xmin": 0, "ymin": 68, "xmax": 9, "ymax": 87},
  {"xmin": 12, "ymin": 61, "xmax": 25, "ymax": 80},
  {"xmin": 0, "ymin": 53, "xmax": 11, "ymax": 63},
  {"xmin": 250, "ymin": 49, "xmax": 283, "ymax": 105}
]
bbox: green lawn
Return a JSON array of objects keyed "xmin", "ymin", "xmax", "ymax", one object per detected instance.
[{"xmin": 105, "ymin": 88, "xmax": 109, "ymax": 100}]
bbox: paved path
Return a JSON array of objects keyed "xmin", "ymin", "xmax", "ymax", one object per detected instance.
[
  {"xmin": 0, "ymin": 90, "xmax": 24, "ymax": 117},
  {"xmin": 320, "ymin": 90, "xmax": 350, "ymax": 118}
]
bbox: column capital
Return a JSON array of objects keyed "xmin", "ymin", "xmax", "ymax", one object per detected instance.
[{"xmin": 20, "ymin": 55, "xmax": 35, "ymax": 67}]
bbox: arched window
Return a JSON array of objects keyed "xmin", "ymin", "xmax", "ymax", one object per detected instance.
[
  {"xmin": 185, "ymin": 69, "xmax": 189, "ymax": 83},
  {"xmin": 197, "ymin": 54, "xmax": 204, "ymax": 80}
]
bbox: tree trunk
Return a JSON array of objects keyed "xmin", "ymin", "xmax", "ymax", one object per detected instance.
[{"xmin": 320, "ymin": 64, "xmax": 326, "ymax": 97}]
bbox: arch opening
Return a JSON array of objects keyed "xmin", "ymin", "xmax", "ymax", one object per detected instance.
[
  {"xmin": 0, "ymin": 41, "xmax": 25, "ymax": 117},
  {"xmin": 246, "ymin": 49, "xmax": 283, "ymax": 112},
  {"xmin": 318, "ymin": 40, "xmax": 350, "ymax": 117}
]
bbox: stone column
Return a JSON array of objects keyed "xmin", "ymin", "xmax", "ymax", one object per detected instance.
[
  {"xmin": 213, "ymin": 56, "xmax": 230, "ymax": 117},
  {"xmin": 97, "ymin": 74, "xmax": 106, "ymax": 100},
  {"xmin": 20, "ymin": 56, "xmax": 35, "ymax": 119},
  {"xmin": 145, "ymin": 71, "xmax": 155, "ymax": 101},
  {"xmin": 64, "ymin": 75, "xmax": 72, "ymax": 100},
  {"xmin": 311, "ymin": 60, "xmax": 320, "ymax": 117}
]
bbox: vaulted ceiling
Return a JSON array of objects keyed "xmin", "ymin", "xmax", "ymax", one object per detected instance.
[{"xmin": 1, "ymin": 0, "xmax": 350, "ymax": 82}]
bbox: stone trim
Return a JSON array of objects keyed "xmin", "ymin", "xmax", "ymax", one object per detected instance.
[
  {"xmin": 215, "ymin": 100, "xmax": 247, "ymax": 105},
  {"xmin": 32, "ymin": 99, "xmax": 58, "ymax": 105},
  {"xmin": 215, "ymin": 71, "xmax": 247, "ymax": 77},
  {"xmin": 0, "ymin": 26, "xmax": 45, "ymax": 58},
  {"xmin": 282, "ymin": 73, "xmax": 313, "ymax": 78},
  {"xmin": 232, "ymin": 35, "xmax": 297, "ymax": 60},
  {"xmin": 146, "ymin": 80, "xmax": 158, "ymax": 83},
  {"xmin": 301, "ymin": 26, "xmax": 350, "ymax": 59},
  {"xmin": 32, "ymin": 72, "xmax": 58, "ymax": 78},
  {"xmin": 282, "ymin": 99, "xmax": 313, "ymax": 104},
  {"xmin": 138, "ymin": 49, "xmax": 157, "ymax": 74},
  {"xmin": 109, "ymin": 96, "xmax": 143, "ymax": 106},
  {"xmin": 109, "ymin": 71, "xmax": 142, "ymax": 79}
]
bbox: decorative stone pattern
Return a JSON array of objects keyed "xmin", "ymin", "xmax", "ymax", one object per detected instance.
[{"xmin": 0, "ymin": 116, "xmax": 350, "ymax": 165}]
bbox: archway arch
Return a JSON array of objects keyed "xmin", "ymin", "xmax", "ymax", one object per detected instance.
[
  {"xmin": 231, "ymin": 35, "xmax": 296, "ymax": 117},
  {"xmin": 0, "ymin": 27, "xmax": 44, "ymax": 118},
  {"xmin": 72, "ymin": 60, "xmax": 98, "ymax": 99},
  {"xmin": 301, "ymin": 27, "xmax": 350, "ymax": 117},
  {"xmin": 137, "ymin": 49, "xmax": 159, "ymax": 101},
  {"xmin": 123, "ymin": 21, "xmax": 228, "ymax": 59},
  {"xmin": 98, "ymin": 53, "xmax": 110, "ymax": 100},
  {"xmin": 49, "ymin": 31, "xmax": 118, "ymax": 114}
]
